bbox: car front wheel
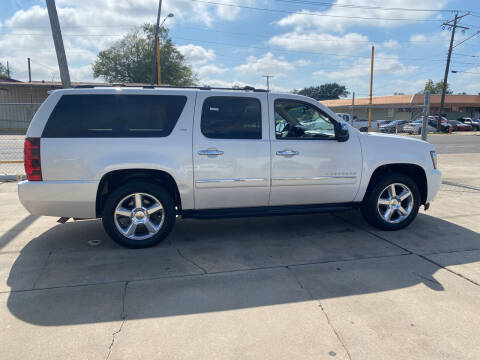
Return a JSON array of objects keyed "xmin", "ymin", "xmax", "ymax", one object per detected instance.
[
  {"xmin": 102, "ymin": 181, "xmax": 176, "ymax": 248},
  {"xmin": 361, "ymin": 173, "xmax": 420, "ymax": 230}
]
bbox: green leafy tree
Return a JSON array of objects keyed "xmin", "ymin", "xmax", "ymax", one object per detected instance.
[
  {"xmin": 0, "ymin": 62, "xmax": 9, "ymax": 77},
  {"xmin": 93, "ymin": 24, "xmax": 197, "ymax": 85},
  {"xmin": 294, "ymin": 83, "xmax": 349, "ymax": 100},
  {"xmin": 421, "ymin": 79, "xmax": 452, "ymax": 94}
]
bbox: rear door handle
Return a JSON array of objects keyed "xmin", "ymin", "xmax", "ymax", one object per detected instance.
[
  {"xmin": 276, "ymin": 149, "xmax": 299, "ymax": 156},
  {"xmin": 198, "ymin": 148, "xmax": 224, "ymax": 156}
]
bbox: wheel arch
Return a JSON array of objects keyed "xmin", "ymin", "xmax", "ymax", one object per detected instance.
[
  {"xmin": 96, "ymin": 168, "xmax": 182, "ymax": 217},
  {"xmin": 363, "ymin": 163, "xmax": 428, "ymax": 205}
]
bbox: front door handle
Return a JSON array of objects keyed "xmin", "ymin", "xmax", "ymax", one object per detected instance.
[
  {"xmin": 276, "ymin": 149, "xmax": 299, "ymax": 156},
  {"xmin": 198, "ymin": 148, "xmax": 224, "ymax": 156}
]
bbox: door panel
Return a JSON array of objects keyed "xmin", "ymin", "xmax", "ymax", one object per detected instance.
[
  {"xmin": 193, "ymin": 92, "xmax": 270, "ymax": 209},
  {"xmin": 269, "ymin": 94, "xmax": 362, "ymax": 206}
]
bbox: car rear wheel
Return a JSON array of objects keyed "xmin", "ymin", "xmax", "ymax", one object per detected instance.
[
  {"xmin": 102, "ymin": 181, "xmax": 176, "ymax": 248},
  {"xmin": 361, "ymin": 173, "xmax": 420, "ymax": 230}
]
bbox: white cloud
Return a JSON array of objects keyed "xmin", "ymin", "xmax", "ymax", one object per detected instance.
[
  {"xmin": 314, "ymin": 53, "xmax": 418, "ymax": 80},
  {"xmin": 378, "ymin": 39, "xmax": 400, "ymax": 50},
  {"xmin": 295, "ymin": 59, "xmax": 312, "ymax": 67},
  {"xmin": 0, "ymin": 0, "xmax": 254, "ymax": 81},
  {"xmin": 410, "ymin": 34, "xmax": 427, "ymax": 43},
  {"xmin": 235, "ymin": 52, "xmax": 295, "ymax": 77},
  {"xmin": 276, "ymin": 0, "xmax": 447, "ymax": 33},
  {"xmin": 177, "ymin": 44, "xmax": 216, "ymax": 65},
  {"xmin": 269, "ymin": 32, "xmax": 368, "ymax": 54},
  {"xmin": 196, "ymin": 64, "xmax": 228, "ymax": 77}
]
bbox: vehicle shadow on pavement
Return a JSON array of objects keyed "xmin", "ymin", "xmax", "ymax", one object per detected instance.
[{"xmin": 5, "ymin": 211, "xmax": 480, "ymax": 326}]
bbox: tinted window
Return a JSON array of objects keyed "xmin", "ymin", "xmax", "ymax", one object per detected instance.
[
  {"xmin": 201, "ymin": 97, "xmax": 262, "ymax": 139},
  {"xmin": 274, "ymin": 99, "xmax": 336, "ymax": 139},
  {"xmin": 42, "ymin": 94, "xmax": 187, "ymax": 138}
]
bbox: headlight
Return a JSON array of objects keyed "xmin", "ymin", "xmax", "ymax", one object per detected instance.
[{"xmin": 430, "ymin": 150, "xmax": 437, "ymax": 169}]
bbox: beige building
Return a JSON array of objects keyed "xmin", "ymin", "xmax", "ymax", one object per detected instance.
[{"xmin": 320, "ymin": 94, "xmax": 480, "ymax": 121}]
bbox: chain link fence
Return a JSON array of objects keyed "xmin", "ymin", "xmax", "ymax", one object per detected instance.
[
  {"xmin": 0, "ymin": 134, "xmax": 25, "ymax": 177},
  {"xmin": 0, "ymin": 103, "xmax": 41, "ymax": 178}
]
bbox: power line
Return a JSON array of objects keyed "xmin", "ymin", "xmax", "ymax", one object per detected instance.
[
  {"xmin": 451, "ymin": 70, "xmax": 480, "ymax": 75},
  {"xmin": 452, "ymin": 30, "xmax": 480, "ymax": 48},
  {"xmin": 269, "ymin": 0, "xmax": 472, "ymax": 13},
  {"xmin": 188, "ymin": 0, "xmax": 451, "ymax": 22}
]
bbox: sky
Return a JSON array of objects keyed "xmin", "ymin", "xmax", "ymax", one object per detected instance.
[{"xmin": 0, "ymin": 0, "xmax": 479, "ymax": 97}]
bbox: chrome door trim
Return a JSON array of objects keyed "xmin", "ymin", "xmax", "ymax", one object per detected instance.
[
  {"xmin": 196, "ymin": 178, "xmax": 267, "ymax": 183},
  {"xmin": 273, "ymin": 176, "xmax": 357, "ymax": 181},
  {"xmin": 195, "ymin": 177, "xmax": 268, "ymax": 188}
]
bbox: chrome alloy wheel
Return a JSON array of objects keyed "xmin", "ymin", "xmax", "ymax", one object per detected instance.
[
  {"xmin": 377, "ymin": 183, "xmax": 414, "ymax": 224},
  {"xmin": 114, "ymin": 193, "xmax": 165, "ymax": 240}
]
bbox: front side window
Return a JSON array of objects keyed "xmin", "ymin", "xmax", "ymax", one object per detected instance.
[
  {"xmin": 274, "ymin": 99, "xmax": 336, "ymax": 139},
  {"xmin": 201, "ymin": 96, "xmax": 262, "ymax": 139}
]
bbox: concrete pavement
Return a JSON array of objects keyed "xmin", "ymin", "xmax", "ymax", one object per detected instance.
[{"xmin": 1, "ymin": 154, "xmax": 479, "ymax": 359}]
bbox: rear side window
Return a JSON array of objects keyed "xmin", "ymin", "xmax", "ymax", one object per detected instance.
[
  {"xmin": 201, "ymin": 96, "xmax": 262, "ymax": 139},
  {"xmin": 42, "ymin": 94, "xmax": 187, "ymax": 138}
]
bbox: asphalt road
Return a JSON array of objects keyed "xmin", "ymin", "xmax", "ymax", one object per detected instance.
[{"xmin": 418, "ymin": 133, "xmax": 480, "ymax": 154}]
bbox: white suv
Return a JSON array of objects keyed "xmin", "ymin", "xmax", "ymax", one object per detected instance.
[{"xmin": 19, "ymin": 86, "xmax": 442, "ymax": 248}]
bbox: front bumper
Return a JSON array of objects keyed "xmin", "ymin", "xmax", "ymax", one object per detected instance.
[
  {"xmin": 18, "ymin": 180, "xmax": 99, "ymax": 218},
  {"xmin": 426, "ymin": 169, "xmax": 442, "ymax": 204}
]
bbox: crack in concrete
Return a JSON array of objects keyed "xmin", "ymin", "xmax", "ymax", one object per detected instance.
[
  {"xmin": 286, "ymin": 266, "xmax": 352, "ymax": 360},
  {"xmin": 335, "ymin": 214, "xmax": 480, "ymax": 289},
  {"xmin": 418, "ymin": 254, "xmax": 480, "ymax": 287},
  {"xmin": 168, "ymin": 238, "xmax": 208, "ymax": 274},
  {"xmin": 0, "ymin": 252, "xmax": 418, "ymax": 295},
  {"xmin": 32, "ymin": 250, "xmax": 53, "ymax": 290},
  {"xmin": 442, "ymin": 181, "xmax": 480, "ymax": 192},
  {"xmin": 106, "ymin": 281, "xmax": 129, "ymax": 360}
]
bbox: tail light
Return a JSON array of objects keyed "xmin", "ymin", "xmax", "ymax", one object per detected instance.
[{"xmin": 24, "ymin": 137, "xmax": 42, "ymax": 181}]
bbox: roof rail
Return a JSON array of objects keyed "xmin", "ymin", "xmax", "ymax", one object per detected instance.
[{"xmin": 73, "ymin": 84, "xmax": 268, "ymax": 92}]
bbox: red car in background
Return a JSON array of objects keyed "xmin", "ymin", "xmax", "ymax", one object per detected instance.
[{"xmin": 448, "ymin": 120, "xmax": 473, "ymax": 131}]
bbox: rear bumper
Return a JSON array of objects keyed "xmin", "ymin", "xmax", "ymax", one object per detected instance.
[
  {"xmin": 18, "ymin": 180, "xmax": 99, "ymax": 218},
  {"xmin": 426, "ymin": 169, "xmax": 442, "ymax": 203}
]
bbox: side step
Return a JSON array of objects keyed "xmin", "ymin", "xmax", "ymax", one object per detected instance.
[{"xmin": 180, "ymin": 203, "xmax": 359, "ymax": 220}]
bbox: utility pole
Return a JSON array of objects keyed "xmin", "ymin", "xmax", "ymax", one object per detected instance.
[
  {"xmin": 46, "ymin": 0, "xmax": 71, "ymax": 88},
  {"xmin": 350, "ymin": 91, "xmax": 355, "ymax": 123},
  {"xmin": 151, "ymin": 0, "xmax": 162, "ymax": 85},
  {"xmin": 439, "ymin": 12, "xmax": 469, "ymax": 130},
  {"xmin": 421, "ymin": 91, "xmax": 430, "ymax": 141},
  {"xmin": 156, "ymin": 13, "xmax": 174, "ymax": 85},
  {"xmin": 27, "ymin": 58, "xmax": 31, "ymax": 82},
  {"xmin": 368, "ymin": 45, "xmax": 374, "ymax": 132},
  {"xmin": 6, "ymin": 61, "xmax": 10, "ymax": 78},
  {"xmin": 263, "ymin": 75, "xmax": 274, "ymax": 91}
]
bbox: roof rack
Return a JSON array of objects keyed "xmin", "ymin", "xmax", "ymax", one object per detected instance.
[{"xmin": 73, "ymin": 84, "xmax": 268, "ymax": 92}]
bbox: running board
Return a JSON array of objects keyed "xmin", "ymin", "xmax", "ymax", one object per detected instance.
[{"xmin": 180, "ymin": 203, "xmax": 359, "ymax": 219}]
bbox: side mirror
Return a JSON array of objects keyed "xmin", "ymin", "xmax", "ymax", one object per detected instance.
[{"xmin": 337, "ymin": 122, "xmax": 349, "ymax": 142}]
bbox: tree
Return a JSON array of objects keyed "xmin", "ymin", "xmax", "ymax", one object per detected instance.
[
  {"xmin": 294, "ymin": 83, "xmax": 349, "ymax": 100},
  {"xmin": 0, "ymin": 62, "xmax": 9, "ymax": 77},
  {"xmin": 421, "ymin": 79, "xmax": 452, "ymax": 95},
  {"xmin": 93, "ymin": 24, "xmax": 197, "ymax": 85}
]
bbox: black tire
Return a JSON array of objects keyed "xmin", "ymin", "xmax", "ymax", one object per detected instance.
[
  {"xmin": 361, "ymin": 173, "xmax": 421, "ymax": 231},
  {"xmin": 417, "ymin": 128, "xmax": 422, "ymax": 135},
  {"xmin": 102, "ymin": 181, "xmax": 176, "ymax": 248}
]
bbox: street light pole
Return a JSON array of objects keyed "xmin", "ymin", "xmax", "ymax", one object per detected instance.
[
  {"xmin": 157, "ymin": 13, "xmax": 174, "ymax": 85},
  {"xmin": 151, "ymin": 0, "xmax": 162, "ymax": 85}
]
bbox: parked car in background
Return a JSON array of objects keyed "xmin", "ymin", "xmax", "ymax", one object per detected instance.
[
  {"xmin": 335, "ymin": 113, "xmax": 385, "ymax": 132},
  {"xmin": 457, "ymin": 117, "xmax": 480, "ymax": 130},
  {"xmin": 379, "ymin": 120, "xmax": 409, "ymax": 133},
  {"xmin": 448, "ymin": 120, "xmax": 472, "ymax": 131},
  {"xmin": 403, "ymin": 116, "xmax": 452, "ymax": 134}
]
